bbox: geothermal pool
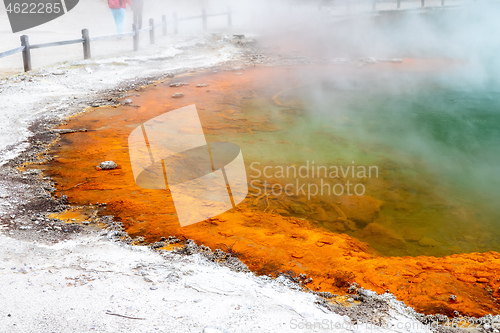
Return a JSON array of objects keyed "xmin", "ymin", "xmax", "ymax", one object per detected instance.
[{"xmin": 37, "ymin": 63, "xmax": 500, "ymax": 316}]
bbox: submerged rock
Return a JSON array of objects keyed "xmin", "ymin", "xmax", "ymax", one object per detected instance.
[
  {"xmin": 343, "ymin": 219, "xmax": 357, "ymax": 231},
  {"xmin": 361, "ymin": 223, "xmax": 405, "ymax": 247},
  {"xmin": 275, "ymin": 209, "xmax": 289, "ymax": 215},
  {"xmin": 312, "ymin": 207, "xmax": 328, "ymax": 221},
  {"xmin": 418, "ymin": 236, "xmax": 440, "ymax": 247},
  {"xmin": 339, "ymin": 195, "xmax": 383, "ymax": 226},
  {"xmin": 289, "ymin": 203, "xmax": 306, "ymax": 215},
  {"xmin": 332, "ymin": 222, "xmax": 346, "ymax": 231}
]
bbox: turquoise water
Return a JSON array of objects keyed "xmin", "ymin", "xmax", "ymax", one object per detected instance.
[{"xmin": 296, "ymin": 72, "xmax": 500, "ymax": 256}]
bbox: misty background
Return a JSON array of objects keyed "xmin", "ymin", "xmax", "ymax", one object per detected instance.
[{"xmin": 1, "ymin": 0, "xmax": 495, "ymax": 74}]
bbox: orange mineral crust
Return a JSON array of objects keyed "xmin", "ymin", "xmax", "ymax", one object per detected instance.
[{"xmin": 37, "ymin": 63, "xmax": 500, "ymax": 317}]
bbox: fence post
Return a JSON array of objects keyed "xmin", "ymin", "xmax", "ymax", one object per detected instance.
[
  {"xmin": 397, "ymin": 0, "xmax": 401, "ymax": 8},
  {"xmin": 441, "ymin": 0, "xmax": 444, "ymax": 5},
  {"xmin": 173, "ymin": 13, "xmax": 178, "ymax": 34},
  {"xmin": 20, "ymin": 35, "xmax": 31, "ymax": 72},
  {"xmin": 202, "ymin": 9, "xmax": 207, "ymax": 31},
  {"xmin": 133, "ymin": 23, "xmax": 139, "ymax": 51},
  {"xmin": 162, "ymin": 15, "xmax": 167, "ymax": 36},
  {"xmin": 81, "ymin": 28, "xmax": 91, "ymax": 59},
  {"xmin": 421, "ymin": 0, "xmax": 425, "ymax": 6},
  {"xmin": 149, "ymin": 18, "xmax": 155, "ymax": 44},
  {"xmin": 228, "ymin": 6, "xmax": 232, "ymax": 27}
]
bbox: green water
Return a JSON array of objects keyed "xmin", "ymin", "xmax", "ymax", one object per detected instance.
[
  {"xmin": 303, "ymin": 74, "xmax": 500, "ymax": 256},
  {"xmin": 206, "ymin": 68, "xmax": 500, "ymax": 257}
]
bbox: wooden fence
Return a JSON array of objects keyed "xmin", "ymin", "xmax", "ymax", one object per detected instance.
[
  {"xmin": 0, "ymin": 8, "xmax": 233, "ymax": 72},
  {"xmin": 317, "ymin": 0, "xmax": 449, "ymax": 11}
]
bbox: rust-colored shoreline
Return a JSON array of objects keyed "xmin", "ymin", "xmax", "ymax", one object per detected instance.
[{"xmin": 35, "ymin": 62, "xmax": 500, "ymax": 317}]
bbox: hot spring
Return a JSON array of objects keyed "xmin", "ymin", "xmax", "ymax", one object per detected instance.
[{"xmin": 34, "ymin": 7, "xmax": 500, "ymax": 316}]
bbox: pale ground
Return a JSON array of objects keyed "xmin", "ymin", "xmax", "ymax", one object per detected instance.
[
  {"xmin": 0, "ymin": 231, "xmax": 438, "ymax": 333},
  {"xmin": 0, "ymin": 0, "xmax": 478, "ymax": 332}
]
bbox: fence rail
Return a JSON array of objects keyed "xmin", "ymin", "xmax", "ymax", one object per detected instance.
[
  {"xmin": 0, "ymin": 2, "xmax": 462, "ymax": 72},
  {"xmin": 0, "ymin": 46, "xmax": 25, "ymax": 59},
  {"xmin": 0, "ymin": 8, "xmax": 232, "ymax": 72},
  {"xmin": 30, "ymin": 38, "xmax": 84, "ymax": 50},
  {"xmin": 89, "ymin": 31, "xmax": 136, "ymax": 42}
]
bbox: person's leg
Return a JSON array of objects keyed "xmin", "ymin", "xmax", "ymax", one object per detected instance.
[
  {"xmin": 110, "ymin": 8, "xmax": 120, "ymax": 31},
  {"xmin": 115, "ymin": 8, "xmax": 126, "ymax": 34}
]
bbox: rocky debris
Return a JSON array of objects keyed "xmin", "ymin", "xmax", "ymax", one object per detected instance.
[
  {"xmin": 59, "ymin": 194, "xmax": 69, "ymax": 205},
  {"xmin": 321, "ymin": 285, "xmax": 500, "ymax": 333},
  {"xmin": 150, "ymin": 241, "xmax": 166, "ymax": 249},
  {"xmin": 449, "ymin": 295, "xmax": 457, "ymax": 302},
  {"xmin": 225, "ymin": 34, "xmax": 257, "ymax": 47},
  {"xmin": 196, "ymin": 83, "xmax": 209, "ymax": 87},
  {"xmin": 348, "ymin": 282, "xmax": 360, "ymax": 293},
  {"xmin": 181, "ymin": 239, "xmax": 199, "ymax": 255},
  {"xmin": 317, "ymin": 288, "xmax": 393, "ymax": 326},
  {"xmin": 277, "ymin": 271, "xmax": 315, "ymax": 287},
  {"xmin": 172, "ymin": 92, "xmax": 184, "ymax": 98},
  {"xmin": 314, "ymin": 291, "xmax": 338, "ymax": 299},
  {"xmin": 99, "ymin": 228, "xmax": 249, "ymax": 274},
  {"xmin": 169, "ymin": 82, "xmax": 189, "ymax": 87},
  {"xmin": 317, "ymin": 286, "xmax": 480, "ymax": 333},
  {"xmin": 96, "ymin": 161, "xmax": 118, "ymax": 170},
  {"xmin": 166, "ymin": 235, "xmax": 181, "ymax": 243},
  {"xmin": 173, "ymin": 239, "xmax": 249, "ymax": 273},
  {"xmin": 119, "ymin": 98, "xmax": 141, "ymax": 107},
  {"xmin": 51, "ymin": 128, "xmax": 87, "ymax": 134},
  {"xmin": 0, "ymin": 116, "xmax": 86, "ymax": 242}
]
